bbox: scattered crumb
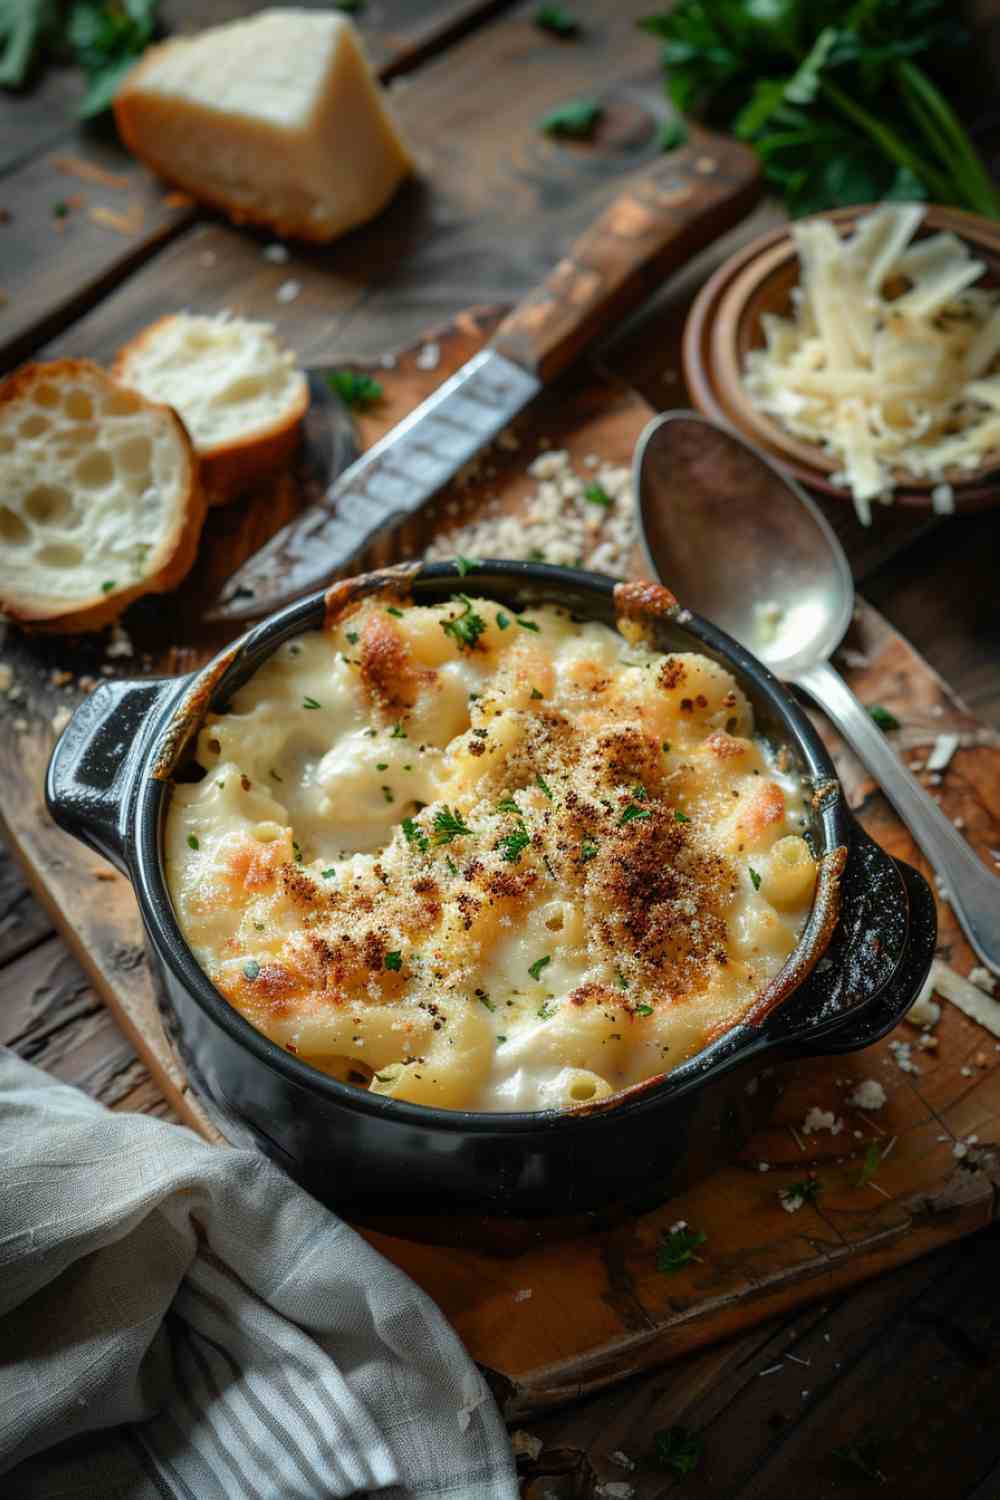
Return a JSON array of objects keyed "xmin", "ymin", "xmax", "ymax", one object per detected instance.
[
  {"xmin": 276, "ymin": 278, "xmax": 302, "ymax": 304},
  {"xmin": 931, "ymin": 482, "xmax": 955, "ymax": 514},
  {"xmin": 669, "ymin": 1219, "xmax": 688, "ymax": 1233},
  {"xmin": 953, "ymin": 1141, "xmax": 968, "ymax": 1159},
  {"xmin": 803, "ymin": 1107, "xmax": 843, "ymax": 1136},
  {"xmin": 51, "ymin": 706, "xmax": 72, "ymax": 735},
  {"xmin": 931, "ymin": 703, "xmax": 945, "ymax": 718},
  {"xmin": 513, "ymin": 1288, "xmax": 533, "ymax": 1302},
  {"xmin": 510, "ymin": 1430, "xmax": 543, "ymax": 1461},
  {"xmin": 597, "ymin": 1483, "xmax": 635, "ymax": 1499},
  {"xmin": 970, "ymin": 967, "xmax": 996, "ymax": 995},
  {"xmin": 415, "ymin": 341, "xmax": 441, "ymax": 370},
  {"xmin": 916, "ymin": 1034, "xmax": 938, "ymax": 1051},
  {"xmin": 907, "ymin": 977, "xmax": 941, "ymax": 1028},
  {"xmin": 50, "ymin": 668, "xmax": 73, "ymax": 687},
  {"xmin": 960, "ymin": 1066, "xmax": 973, "ymax": 1078},
  {"xmin": 758, "ymin": 1161, "xmax": 770, "ymax": 1172},
  {"xmin": 106, "ymin": 624, "xmax": 134, "ymax": 660},
  {"xmin": 953, "ymin": 815, "xmax": 965, "ymax": 831},
  {"xmin": 926, "ymin": 732, "xmax": 960, "ymax": 772},
  {"xmin": 780, "ymin": 1187, "xmax": 806, "ymax": 1213},
  {"xmin": 608, "ymin": 1451, "xmax": 636, "ymax": 1472},
  {"xmin": 263, "ymin": 242, "xmax": 289, "ymax": 263},
  {"xmin": 888, "ymin": 1039, "xmax": 920, "ymax": 1075},
  {"xmin": 380, "ymin": 353, "xmax": 397, "ymax": 370},
  {"xmin": 848, "ymin": 1079, "xmax": 886, "ymax": 1111},
  {"xmin": 93, "ymin": 868, "xmax": 117, "ymax": 882},
  {"xmin": 13, "ymin": 718, "xmax": 27, "ymax": 732}
]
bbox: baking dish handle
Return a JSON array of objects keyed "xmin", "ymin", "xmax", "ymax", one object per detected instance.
[{"xmin": 45, "ymin": 676, "xmax": 179, "ymax": 874}]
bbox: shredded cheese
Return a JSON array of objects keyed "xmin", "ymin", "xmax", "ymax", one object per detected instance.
[{"xmin": 743, "ymin": 206, "xmax": 1000, "ymax": 523}]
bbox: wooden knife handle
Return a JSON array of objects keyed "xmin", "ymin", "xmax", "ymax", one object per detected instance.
[{"xmin": 491, "ymin": 134, "xmax": 761, "ymax": 383}]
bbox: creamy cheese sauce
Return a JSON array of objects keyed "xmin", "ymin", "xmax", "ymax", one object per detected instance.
[{"xmin": 165, "ymin": 596, "xmax": 819, "ymax": 1113}]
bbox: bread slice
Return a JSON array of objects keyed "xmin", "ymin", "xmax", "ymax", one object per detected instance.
[
  {"xmin": 0, "ymin": 360, "xmax": 205, "ymax": 633},
  {"xmin": 113, "ymin": 9, "xmax": 413, "ymax": 244},
  {"xmin": 113, "ymin": 313, "xmax": 309, "ymax": 505}
]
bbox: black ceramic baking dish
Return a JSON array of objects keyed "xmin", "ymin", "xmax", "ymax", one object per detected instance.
[{"xmin": 47, "ymin": 561, "xmax": 936, "ymax": 1222}]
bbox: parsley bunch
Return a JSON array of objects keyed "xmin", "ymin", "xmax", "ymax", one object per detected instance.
[
  {"xmin": 640, "ymin": 0, "xmax": 999, "ymax": 218},
  {"xmin": 1, "ymin": 1, "xmax": 160, "ymax": 118}
]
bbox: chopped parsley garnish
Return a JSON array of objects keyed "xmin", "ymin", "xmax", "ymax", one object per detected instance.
[
  {"xmin": 662, "ymin": 740, "xmax": 671, "ymax": 753},
  {"xmin": 292, "ymin": 841, "xmax": 303, "ymax": 862},
  {"xmin": 476, "ymin": 990, "xmax": 495, "ymax": 1012},
  {"xmin": 390, "ymin": 721, "xmax": 407, "ymax": 738},
  {"xmin": 381, "ymin": 785, "xmax": 394, "ymax": 804},
  {"xmin": 620, "ymin": 803, "xmax": 651, "ymax": 825},
  {"xmin": 538, "ymin": 1001, "xmax": 556, "ymax": 1019},
  {"xmin": 384, "ymin": 950, "xmax": 402, "ymax": 971},
  {"xmin": 535, "ymin": 773, "xmax": 553, "ymax": 800},
  {"xmin": 254, "ymin": 922, "xmax": 264, "ymax": 931},
  {"xmin": 496, "ymin": 1035, "xmax": 508, "ymax": 1044},
  {"xmin": 326, "ymin": 369, "xmax": 383, "ymax": 409},
  {"xmin": 528, "ymin": 547, "xmax": 546, "ymax": 562},
  {"xmin": 433, "ymin": 806, "xmax": 473, "ymax": 844},
  {"xmin": 784, "ymin": 1176, "xmax": 823, "ymax": 1207},
  {"xmin": 583, "ymin": 481, "xmax": 612, "ymax": 507},
  {"xmin": 321, "ymin": 868, "xmax": 336, "ymax": 878},
  {"xmin": 454, "ymin": 554, "xmax": 481, "ymax": 576},
  {"xmin": 496, "ymin": 795, "xmax": 520, "ymax": 815},
  {"xmin": 540, "ymin": 96, "xmax": 603, "ymax": 139},
  {"xmin": 534, "ymin": 4, "xmax": 580, "ymax": 38},
  {"xmin": 243, "ymin": 959, "xmax": 260, "ymax": 981},
  {"xmin": 615, "ymin": 970, "xmax": 629, "ymax": 990},
  {"xmin": 445, "ymin": 856, "xmax": 459, "ymax": 875},
  {"xmin": 500, "ymin": 826, "xmax": 531, "ymax": 863},
  {"xmin": 651, "ymin": 1425, "xmax": 703, "ymax": 1476},
  {"xmin": 516, "ymin": 616, "xmax": 540, "ymax": 632},
  {"xmin": 530, "ymin": 686, "xmax": 544, "ymax": 700},
  {"xmin": 187, "ymin": 834, "xmax": 199, "ymax": 850},
  {"xmin": 868, "ymin": 704, "xmax": 900, "ymax": 731},
  {"xmin": 580, "ymin": 839, "xmax": 598, "ymax": 861},
  {"xmin": 402, "ymin": 817, "xmax": 429, "ymax": 853},
  {"xmin": 749, "ymin": 865, "xmax": 761, "ymax": 890},
  {"xmin": 302, "ymin": 696, "xmax": 321, "ymax": 710},
  {"xmin": 858, "ymin": 1143, "xmax": 882, "ymax": 1187},
  {"xmin": 675, "ymin": 809, "xmax": 691, "ymax": 823},
  {"xmin": 495, "ymin": 610, "xmax": 510, "ymax": 630},
  {"xmin": 376, "ymin": 762, "xmax": 388, "ymax": 771},
  {"xmin": 386, "ymin": 606, "xmax": 404, "ymax": 618},
  {"xmin": 100, "ymin": 580, "xmax": 116, "ymax": 594},
  {"xmin": 345, "ymin": 630, "xmax": 359, "ymax": 644},
  {"xmin": 632, "ymin": 783, "xmax": 647, "ymax": 800},
  {"xmin": 441, "ymin": 594, "xmax": 486, "ymax": 652},
  {"xmin": 656, "ymin": 1224, "xmax": 707, "ymax": 1273},
  {"xmin": 635, "ymin": 1003, "xmax": 654, "ymax": 1016},
  {"xmin": 528, "ymin": 954, "xmax": 551, "ymax": 981}
]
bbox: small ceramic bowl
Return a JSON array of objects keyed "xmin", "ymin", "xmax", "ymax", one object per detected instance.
[{"xmin": 683, "ymin": 204, "xmax": 1000, "ymax": 512}]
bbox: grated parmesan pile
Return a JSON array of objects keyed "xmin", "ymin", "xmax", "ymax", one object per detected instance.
[
  {"xmin": 425, "ymin": 449, "xmax": 636, "ymax": 574},
  {"xmin": 743, "ymin": 204, "xmax": 1000, "ymax": 524}
]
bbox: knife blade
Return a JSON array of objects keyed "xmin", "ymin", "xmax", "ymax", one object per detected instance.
[{"xmin": 209, "ymin": 134, "xmax": 762, "ymax": 622}]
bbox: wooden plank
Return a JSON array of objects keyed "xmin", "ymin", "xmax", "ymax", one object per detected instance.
[
  {"xmin": 0, "ymin": 843, "xmax": 51, "ymax": 966},
  {"xmin": 0, "ymin": 0, "xmax": 517, "ymax": 371}
]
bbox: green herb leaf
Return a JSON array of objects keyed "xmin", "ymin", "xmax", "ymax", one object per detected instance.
[
  {"xmin": 441, "ymin": 594, "xmax": 487, "ymax": 652},
  {"xmin": 243, "ymin": 959, "xmax": 260, "ymax": 981},
  {"xmin": 857, "ymin": 1142, "xmax": 882, "ymax": 1187},
  {"xmin": 100, "ymin": 580, "xmax": 116, "ymax": 594},
  {"xmin": 386, "ymin": 606, "xmax": 404, "ymax": 618},
  {"xmin": 402, "ymin": 817, "xmax": 429, "ymax": 854},
  {"xmin": 540, "ymin": 96, "xmax": 603, "ymax": 139},
  {"xmin": 534, "ymin": 4, "xmax": 579, "ymax": 38},
  {"xmin": 500, "ymin": 825, "xmax": 531, "ymax": 863},
  {"xmin": 495, "ymin": 610, "xmax": 510, "ymax": 630},
  {"xmin": 384, "ymin": 950, "xmax": 402, "ymax": 971},
  {"xmin": 535, "ymin": 773, "xmax": 553, "ymax": 800},
  {"xmin": 346, "ymin": 630, "xmax": 359, "ymax": 645},
  {"xmin": 530, "ymin": 686, "xmax": 544, "ymax": 700},
  {"xmin": 528, "ymin": 954, "xmax": 551, "ymax": 981},
  {"xmin": 516, "ymin": 616, "xmax": 540, "ymax": 632},
  {"xmin": 538, "ymin": 1000, "xmax": 556, "ymax": 1019},
  {"xmin": 652, "ymin": 1425, "xmax": 703, "ymax": 1475},
  {"xmin": 454, "ymin": 554, "xmax": 481, "ymax": 576},
  {"xmin": 445, "ymin": 856, "xmax": 459, "ymax": 876},
  {"xmin": 433, "ymin": 806, "xmax": 473, "ymax": 845},
  {"xmin": 620, "ymin": 804, "xmax": 652, "ymax": 825},
  {"xmin": 635, "ymin": 1002, "xmax": 654, "ymax": 1016},
  {"xmin": 302, "ymin": 696, "xmax": 321, "ymax": 710},
  {"xmin": 675, "ymin": 809, "xmax": 691, "ymax": 823},
  {"xmin": 657, "ymin": 1225, "xmax": 707, "ymax": 1274},
  {"xmin": 326, "ymin": 369, "xmax": 383, "ymax": 409},
  {"xmin": 390, "ymin": 721, "xmax": 407, "ymax": 738},
  {"xmin": 376, "ymin": 762, "xmax": 388, "ymax": 771},
  {"xmin": 782, "ymin": 1176, "xmax": 823, "ymax": 1208},
  {"xmin": 749, "ymin": 865, "xmax": 762, "ymax": 891},
  {"xmin": 476, "ymin": 989, "xmax": 495, "ymax": 1012},
  {"xmin": 868, "ymin": 704, "xmax": 900, "ymax": 731},
  {"xmin": 187, "ymin": 834, "xmax": 199, "ymax": 851},
  {"xmin": 381, "ymin": 785, "xmax": 394, "ymax": 804},
  {"xmin": 580, "ymin": 839, "xmax": 598, "ymax": 861},
  {"xmin": 615, "ymin": 970, "xmax": 629, "ymax": 991},
  {"xmin": 583, "ymin": 481, "xmax": 612, "ymax": 508},
  {"xmin": 321, "ymin": 867, "xmax": 336, "ymax": 878},
  {"xmin": 495, "ymin": 795, "xmax": 520, "ymax": 815}
]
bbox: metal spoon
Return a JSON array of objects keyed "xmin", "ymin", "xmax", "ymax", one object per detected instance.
[{"xmin": 634, "ymin": 410, "xmax": 1000, "ymax": 975}]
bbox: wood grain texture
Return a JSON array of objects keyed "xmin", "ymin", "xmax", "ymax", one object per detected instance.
[{"xmin": 1, "ymin": 313, "xmax": 998, "ymax": 1423}]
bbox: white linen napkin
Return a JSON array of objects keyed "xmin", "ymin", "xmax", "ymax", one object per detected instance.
[{"xmin": 0, "ymin": 1047, "xmax": 518, "ymax": 1499}]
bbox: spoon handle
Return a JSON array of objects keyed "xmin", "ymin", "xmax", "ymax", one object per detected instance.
[{"xmin": 795, "ymin": 658, "xmax": 1000, "ymax": 974}]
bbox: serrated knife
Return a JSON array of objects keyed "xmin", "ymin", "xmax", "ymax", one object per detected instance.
[{"xmin": 209, "ymin": 137, "xmax": 761, "ymax": 623}]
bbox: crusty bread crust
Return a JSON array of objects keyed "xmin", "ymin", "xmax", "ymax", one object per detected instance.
[
  {"xmin": 111, "ymin": 315, "xmax": 310, "ymax": 506},
  {"xmin": 0, "ymin": 359, "xmax": 206, "ymax": 634}
]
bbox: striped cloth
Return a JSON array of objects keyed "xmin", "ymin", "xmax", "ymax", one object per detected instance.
[{"xmin": 0, "ymin": 1049, "xmax": 518, "ymax": 1499}]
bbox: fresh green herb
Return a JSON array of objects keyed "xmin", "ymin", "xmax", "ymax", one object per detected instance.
[
  {"xmin": 784, "ymin": 1176, "xmax": 823, "ymax": 1207},
  {"xmin": 381, "ymin": 786, "xmax": 394, "ymax": 804},
  {"xmin": 496, "ymin": 1035, "xmax": 508, "ymax": 1044},
  {"xmin": 441, "ymin": 594, "xmax": 487, "ymax": 652},
  {"xmin": 516, "ymin": 617, "xmax": 540, "ymax": 632},
  {"xmin": 583, "ymin": 481, "xmax": 612, "ymax": 508},
  {"xmin": 651, "ymin": 1425, "xmax": 703, "ymax": 1476},
  {"xmin": 540, "ymin": 96, "xmax": 603, "ymax": 140},
  {"xmin": 402, "ymin": 817, "xmax": 429, "ymax": 853},
  {"xmin": 639, "ymin": 1, "xmax": 998, "ymax": 218},
  {"xmin": 868, "ymin": 704, "xmax": 901, "ymax": 732},
  {"xmin": 500, "ymin": 826, "xmax": 531, "ymax": 863},
  {"xmin": 403, "ymin": 764, "xmax": 412, "ymax": 772},
  {"xmin": 538, "ymin": 1000, "xmax": 557, "ymax": 1019},
  {"xmin": 321, "ymin": 867, "xmax": 336, "ymax": 878},
  {"xmin": 454, "ymin": 554, "xmax": 481, "ymax": 577},
  {"xmin": 495, "ymin": 795, "xmax": 520, "ymax": 815},
  {"xmin": 254, "ymin": 921, "xmax": 264, "ymax": 931},
  {"xmin": 615, "ymin": 970, "xmax": 629, "ymax": 991},
  {"xmin": 661, "ymin": 741, "xmax": 671, "ymax": 753},
  {"xmin": 632, "ymin": 783, "xmax": 647, "ymax": 800},
  {"xmin": 495, "ymin": 610, "xmax": 511, "ymax": 630},
  {"xmin": 535, "ymin": 773, "xmax": 553, "ymax": 800},
  {"xmin": 243, "ymin": 959, "xmax": 260, "ymax": 981},
  {"xmin": 534, "ymin": 4, "xmax": 580, "ymax": 38},
  {"xmin": 445, "ymin": 856, "xmax": 459, "ymax": 876},
  {"xmin": 326, "ymin": 369, "xmax": 383, "ymax": 409},
  {"xmin": 528, "ymin": 547, "xmax": 546, "ymax": 562},
  {"xmin": 636, "ymin": 1003, "xmax": 654, "ymax": 1016},
  {"xmin": 390, "ymin": 721, "xmax": 407, "ymax": 739},
  {"xmin": 217, "ymin": 780, "xmax": 225, "ymax": 789},
  {"xmin": 749, "ymin": 865, "xmax": 761, "ymax": 891},
  {"xmin": 858, "ymin": 1143, "xmax": 883, "ymax": 1187},
  {"xmin": 528, "ymin": 955, "xmax": 551, "ymax": 981},
  {"xmin": 292, "ymin": 841, "xmax": 303, "ymax": 863},
  {"xmin": 345, "ymin": 630, "xmax": 359, "ymax": 645},
  {"xmin": 675, "ymin": 809, "xmax": 691, "ymax": 824},
  {"xmin": 831, "ymin": 1440, "xmax": 887, "ymax": 1484},
  {"xmin": 384, "ymin": 950, "xmax": 402, "ymax": 971},
  {"xmin": 187, "ymin": 834, "xmax": 199, "ymax": 851},
  {"xmin": 476, "ymin": 989, "xmax": 496, "ymax": 1012},
  {"xmin": 386, "ymin": 606, "xmax": 404, "ymax": 619},
  {"xmin": 657, "ymin": 1224, "xmax": 707, "ymax": 1273},
  {"xmin": 620, "ymin": 804, "xmax": 652, "ymax": 825},
  {"xmin": 530, "ymin": 686, "xmax": 544, "ymax": 700},
  {"xmin": 52, "ymin": 199, "xmax": 69, "ymax": 218},
  {"xmin": 303, "ymin": 696, "xmax": 321, "ymax": 710},
  {"xmin": 100, "ymin": 580, "xmax": 116, "ymax": 594},
  {"xmin": 580, "ymin": 839, "xmax": 598, "ymax": 861},
  {"xmin": 433, "ymin": 806, "xmax": 473, "ymax": 844},
  {"xmin": 376, "ymin": 762, "xmax": 389, "ymax": 771}
]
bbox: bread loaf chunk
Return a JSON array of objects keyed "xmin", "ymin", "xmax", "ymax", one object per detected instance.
[
  {"xmin": 113, "ymin": 313, "xmax": 309, "ymax": 504},
  {"xmin": 114, "ymin": 9, "xmax": 413, "ymax": 243},
  {"xmin": 0, "ymin": 360, "xmax": 205, "ymax": 633}
]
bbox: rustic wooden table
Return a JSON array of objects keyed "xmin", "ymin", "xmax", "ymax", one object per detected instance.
[{"xmin": 2, "ymin": 3, "xmax": 1000, "ymax": 1496}]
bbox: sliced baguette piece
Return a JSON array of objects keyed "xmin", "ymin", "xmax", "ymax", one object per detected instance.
[
  {"xmin": 0, "ymin": 359, "xmax": 205, "ymax": 633},
  {"xmin": 113, "ymin": 9, "xmax": 413, "ymax": 244},
  {"xmin": 113, "ymin": 313, "xmax": 309, "ymax": 505}
]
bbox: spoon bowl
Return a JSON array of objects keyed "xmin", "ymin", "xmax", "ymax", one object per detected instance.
[{"xmin": 635, "ymin": 411, "xmax": 1000, "ymax": 976}]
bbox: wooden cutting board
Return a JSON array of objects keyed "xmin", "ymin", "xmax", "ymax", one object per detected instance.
[{"xmin": 1, "ymin": 310, "xmax": 999, "ymax": 1420}]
